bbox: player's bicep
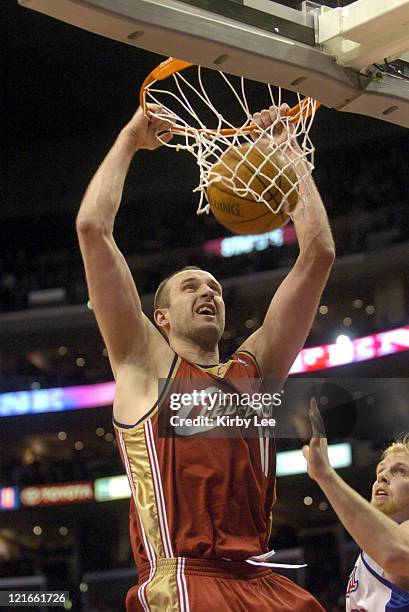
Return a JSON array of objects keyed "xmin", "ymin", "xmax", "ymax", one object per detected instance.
[{"xmin": 78, "ymin": 228, "xmax": 152, "ymax": 370}]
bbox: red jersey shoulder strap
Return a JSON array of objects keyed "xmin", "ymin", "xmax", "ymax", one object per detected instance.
[{"xmin": 233, "ymin": 350, "xmax": 263, "ymax": 379}]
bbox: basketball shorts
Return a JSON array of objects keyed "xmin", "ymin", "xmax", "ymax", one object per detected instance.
[{"xmin": 126, "ymin": 558, "xmax": 325, "ymax": 611}]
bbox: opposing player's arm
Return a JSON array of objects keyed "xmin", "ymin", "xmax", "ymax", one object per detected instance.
[
  {"xmin": 311, "ymin": 472, "xmax": 409, "ymax": 579},
  {"xmin": 240, "ymin": 106, "xmax": 334, "ymax": 379},
  {"xmin": 398, "ymin": 521, "xmax": 409, "ymax": 574},
  {"xmin": 76, "ymin": 106, "xmax": 173, "ymax": 376},
  {"xmin": 303, "ymin": 400, "xmax": 409, "ymax": 579}
]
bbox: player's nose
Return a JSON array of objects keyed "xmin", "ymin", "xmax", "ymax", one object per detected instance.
[
  {"xmin": 377, "ymin": 471, "xmax": 389, "ymax": 484},
  {"xmin": 200, "ymin": 285, "xmax": 215, "ymax": 298}
]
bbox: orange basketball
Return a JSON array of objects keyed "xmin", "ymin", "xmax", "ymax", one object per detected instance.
[{"xmin": 207, "ymin": 143, "xmax": 298, "ymax": 235}]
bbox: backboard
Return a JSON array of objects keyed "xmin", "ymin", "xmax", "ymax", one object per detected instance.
[{"xmin": 18, "ymin": 0, "xmax": 409, "ymax": 128}]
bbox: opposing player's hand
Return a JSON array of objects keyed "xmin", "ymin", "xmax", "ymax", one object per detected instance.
[
  {"xmin": 124, "ymin": 104, "xmax": 174, "ymax": 151},
  {"xmin": 302, "ymin": 398, "xmax": 333, "ymax": 482}
]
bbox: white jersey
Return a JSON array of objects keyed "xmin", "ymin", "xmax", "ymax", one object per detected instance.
[{"xmin": 346, "ymin": 551, "xmax": 409, "ymax": 611}]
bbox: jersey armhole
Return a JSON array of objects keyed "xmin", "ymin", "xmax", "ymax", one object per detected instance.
[
  {"xmin": 235, "ymin": 349, "xmax": 263, "ymax": 379},
  {"xmin": 360, "ymin": 552, "xmax": 409, "ymax": 598},
  {"xmin": 113, "ymin": 352, "xmax": 179, "ymax": 431}
]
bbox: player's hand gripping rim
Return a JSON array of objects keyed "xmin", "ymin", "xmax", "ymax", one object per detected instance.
[
  {"xmin": 252, "ymin": 104, "xmax": 297, "ymax": 150},
  {"xmin": 125, "ymin": 103, "xmax": 175, "ymax": 151}
]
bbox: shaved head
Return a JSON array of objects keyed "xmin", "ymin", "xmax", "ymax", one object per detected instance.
[{"xmin": 154, "ymin": 266, "xmax": 204, "ymax": 309}]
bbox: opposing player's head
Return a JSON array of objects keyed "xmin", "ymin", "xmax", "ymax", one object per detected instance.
[
  {"xmin": 371, "ymin": 435, "xmax": 409, "ymax": 523},
  {"xmin": 154, "ymin": 266, "xmax": 225, "ymax": 350}
]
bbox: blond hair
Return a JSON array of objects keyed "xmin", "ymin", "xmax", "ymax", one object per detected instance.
[{"xmin": 380, "ymin": 434, "xmax": 409, "ymax": 462}]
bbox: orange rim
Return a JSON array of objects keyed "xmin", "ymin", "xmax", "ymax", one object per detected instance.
[{"xmin": 140, "ymin": 57, "xmax": 321, "ymax": 136}]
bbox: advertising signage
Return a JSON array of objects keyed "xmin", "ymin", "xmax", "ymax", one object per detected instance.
[{"xmin": 20, "ymin": 482, "xmax": 94, "ymax": 507}]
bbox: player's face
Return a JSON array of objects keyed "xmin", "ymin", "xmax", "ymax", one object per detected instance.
[
  {"xmin": 167, "ymin": 270, "xmax": 225, "ymax": 347},
  {"xmin": 371, "ymin": 452, "xmax": 409, "ymax": 522}
]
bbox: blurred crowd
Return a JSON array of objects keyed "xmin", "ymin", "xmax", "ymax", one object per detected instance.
[
  {"xmin": 1, "ymin": 453, "xmax": 122, "ymax": 490},
  {"xmin": 1, "ymin": 141, "xmax": 409, "ymax": 314}
]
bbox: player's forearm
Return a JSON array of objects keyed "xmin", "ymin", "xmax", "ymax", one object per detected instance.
[
  {"xmin": 292, "ymin": 175, "xmax": 335, "ymax": 267},
  {"xmin": 77, "ymin": 126, "xmax": 139, "ymax": 234},
  {"xmin": 317, "ymin": 467, "xmax": 409, "ymax": 573}
]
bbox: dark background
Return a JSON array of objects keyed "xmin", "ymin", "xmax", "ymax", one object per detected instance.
[{"xmin": 2, "ymin": 1, "xmax": 409, "ymax": 610}]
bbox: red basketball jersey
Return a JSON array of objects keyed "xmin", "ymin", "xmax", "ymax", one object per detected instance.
[{"xmin": 113, "ymin": 350, "xmax": 276, "ymax": 575}]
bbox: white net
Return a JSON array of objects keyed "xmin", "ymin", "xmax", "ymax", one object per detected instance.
[{"xmin": 143, "ymin": 64, "xmax": 318, "ymax": 218}]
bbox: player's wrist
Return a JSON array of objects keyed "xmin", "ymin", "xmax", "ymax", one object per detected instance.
[
  {"xmin": 120, "ymin": 124, "xmax": 144, "ymax": 152},
  {"xmin": 314, "ymin": 463, "xmax": 336, "ymax": 486}
]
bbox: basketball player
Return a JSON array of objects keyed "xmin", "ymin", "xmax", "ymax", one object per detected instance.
[
  {"xmin": 303, "ymin": 399, "xmax": 409, "ymax": 611},
  {"xmin": 76, "ymin": 103, "xmax": 334, "ymax": 610}
]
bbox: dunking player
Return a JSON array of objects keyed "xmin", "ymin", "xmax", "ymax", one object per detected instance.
[
  {"xmin": 76, "ymin": 103, "xmax": 334, "ymax": 611},
  {"xmin": 303, "ymin": 399, "xmax": 409, "ymax": 611}
]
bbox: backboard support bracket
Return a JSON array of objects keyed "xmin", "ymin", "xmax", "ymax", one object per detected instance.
[{"xmin": 318, "ymin": 0, "xmax": 409, "ymax": 69}]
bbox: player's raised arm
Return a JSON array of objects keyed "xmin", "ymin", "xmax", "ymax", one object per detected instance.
[
  {"xmin": 239, "ymin": 104, "xmax": 335, "ymax": 380},
  {"xmin": 303, "ymin": 399, "xmax": 409, "ymax": 582},
  {"xmin": 76, "ymin": 105, "xmax": 173, "ymax": 376}
]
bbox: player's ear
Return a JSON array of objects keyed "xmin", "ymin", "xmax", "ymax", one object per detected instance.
[{"xmin": 154, "ymin": 308, "xmax": 168, "ymax": 329}]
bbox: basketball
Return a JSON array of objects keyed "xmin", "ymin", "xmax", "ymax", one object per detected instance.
[{"xmin": 207, "ymin": 143, "xmax": 299, "ymax": 235}]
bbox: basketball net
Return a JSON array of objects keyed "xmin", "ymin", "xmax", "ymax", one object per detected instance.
[{"xmin": 141, "ymin": 58, "xmax": 319, "ymax": 218}]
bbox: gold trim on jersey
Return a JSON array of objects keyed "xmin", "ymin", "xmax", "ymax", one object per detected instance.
[
  {"xmin": 196, "ymin": 359, "xmax": 234, "ymax": 378},
  {"xmin": 119, "ymin": 430, "xmax": 182, "ymax": 609},
  {"xmin": 122, "ymin": 426, "xmax": 166, "ymax": 559},
  {"xmin": 195, "ymin": 351, "xmax": 260, "ymax": 379}
]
